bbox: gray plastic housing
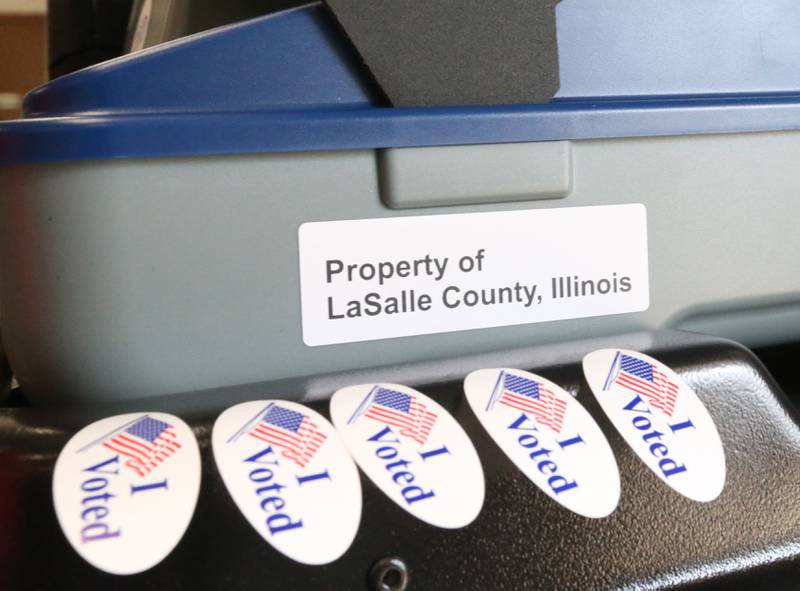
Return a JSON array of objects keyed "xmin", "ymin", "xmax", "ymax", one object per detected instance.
[{"xmin": 1, "ymin": 131, "xmax": 800, "ymax": 403}]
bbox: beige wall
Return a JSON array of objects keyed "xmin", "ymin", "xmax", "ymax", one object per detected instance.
[{"xmin": 0, "ymin": 3, "xmax": 47, "ymax": 120}]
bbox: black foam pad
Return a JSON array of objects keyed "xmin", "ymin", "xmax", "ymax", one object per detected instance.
[{"xmin": 324, "ymin": 0, "xmax": 561, "ymax": 107}]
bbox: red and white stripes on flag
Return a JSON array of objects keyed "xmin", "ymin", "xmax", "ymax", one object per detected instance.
[
  {"xmin": 102, "ymin": 416, "xmax": 182, "ymax": 477},
  {"xmin": 613, "ymin": 354, "xmax": 680, "ymax": 417},
  {"xmin": 364, "ymin": 388, "xmax": 437, "ymax": 445},
  {"xmin": 498, "ymin": 373, "xmax": 567, "ymax": 434},
  {"xmin": 247, "ymin": 405, "xmax": 327, "ymax": 468}
]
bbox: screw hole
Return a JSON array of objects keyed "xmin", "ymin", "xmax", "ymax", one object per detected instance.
[
  {"xmin": 382, "ymin": 567, "xmax": 402, "ymax": 588},
  {"xmin": 370, "ymin": 556, "xmax": 409, "ymax": 591}
]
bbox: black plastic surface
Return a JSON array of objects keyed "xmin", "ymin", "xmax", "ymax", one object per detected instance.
[
  {"xmin": 2, "ymin": 331, "xmax": 800, "ymax": 589},
  {"xmin": 324, "ymin": 0, "xmax": 561, "ymax": 106}
]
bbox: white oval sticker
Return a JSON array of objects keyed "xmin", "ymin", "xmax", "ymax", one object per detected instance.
[
  {"xmin": 52, "ymin": 413, "xmax": 201, "ymax": 575},
  {"xmin": 330, "ymin": 383, "xmax": 484, "ymax": 529},
  {"xmin": 583, "ymin": 349, "xmax": 726, "ymax": 502},
  {"xmin": 465, "ymin": 368, "xmax": 620, "ymax": 518},
  {"xmin": 212, "ymin": 400, "xmax": 361, "ymax": 565}
]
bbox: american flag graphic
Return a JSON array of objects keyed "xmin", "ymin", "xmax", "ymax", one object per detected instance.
[
  {"xmin": 496, "ymin": 373, "xmax": 567, "ymax": 433},
  {"xmin": 248, "ymin": 405, "xmax": 326, "ymax": 468},
  {"xmin": 607, "ymin": 353, "xmax": 679, "ymax": 417},
  {"xmin": 102, "ymin": 416, "xmax": 181, "ymax": 477},
  {"xmin": 362, "ymin": 388, "xmax": 437, "ymax": 445}
]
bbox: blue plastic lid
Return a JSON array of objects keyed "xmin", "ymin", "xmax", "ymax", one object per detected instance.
[{"xmin": 3, "ymin": 1, "xmax": 800, "ymax": 164}]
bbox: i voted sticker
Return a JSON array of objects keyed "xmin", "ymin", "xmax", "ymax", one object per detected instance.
[
  {"xmin": 52, "ymin": 413, "xmax": 201, "ymax": 575},
  {"xmin": 465, "ymin": 369, "xmax": 620, "ymax": 518},
  {"xmin": 330, "ymin": 384, "xmax": 484, "ymax": 529},
  {"xmin": 583, "ymin": 349, "xmax": 726, "ymax": 502},
  {"xmin": 212, "ymin": 400, "xmax": 361, "ymax": 565}
]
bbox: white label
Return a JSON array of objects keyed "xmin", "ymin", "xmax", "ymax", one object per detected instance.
[
  {"xmin": 329, "ymin": 383, "xmax": 484, "ymax": 529},
  {"xmin": 298, "ymin": 205, "xmax": 648, "ymax": 346},
  {"xmin": 583, "ymin": 349, "xmax": 726, "ymax": 502},
  {"xmin": 465, "ymin": 369, "xmax": 620, "ymax": 518},
  {"xmin": 212, "ymin": 401, "xmax": 361, "ymax": 565},
  {"xmin": 52, "ymin": 413, "xmax": 201, "ymax": 575}
]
